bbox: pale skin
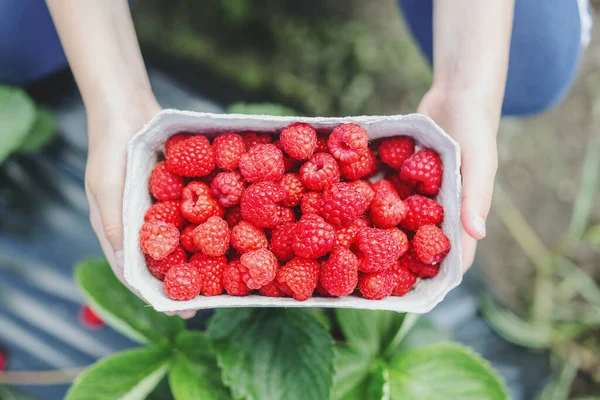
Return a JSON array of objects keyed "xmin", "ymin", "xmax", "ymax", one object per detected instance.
[{"xmin": 46, "ymin": 0, "xmax": 515, "ymax": 319}]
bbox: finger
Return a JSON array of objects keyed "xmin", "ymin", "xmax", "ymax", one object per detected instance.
[{"xmin": 165, "ymin": 310, "xmax": 197, "ymax": 320}]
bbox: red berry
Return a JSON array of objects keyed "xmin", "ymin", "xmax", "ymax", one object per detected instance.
[
  {"xmin": 149, "ymin": 162, "xmax": 184, "ymax": 201},
  {"xmin": 79, "ymin": 305, "xmax": 105, "ymax": 329},
  {"xmin": 240, "ymin": 182, "xmax": 286, "ymax": 228},
  {"xmin": 348, "ymin": 180, "xmax": 375, "ymax": 206},
  {"xmin": 190, "ymin": 253, "xmax": 227, "ymax": 296},
  {"xmin": 378, "ymin": 136, "xmax": 415, "ymax": 170},
  {"xmin": 165, "ymin": 133, "xmax": 192, "ymax": 154},
  {"xmin": 145, "ymin": 245, "xmax": 187, "ymax": 280},
  {"xmin": 278, "ymin": 207, "xmax": 297, "ymax": 225},
  {"xmin": 212, "ymin": 132, "xmax": 246, "ymax": 171},
  {"xmin": 370, "ymin": 190, "xmax": 408, "ymax": 229},
  {"xmin": 167, "ymin": 135, "xmax": 215, "ymax": 177},
  {"xmin": 399, "ymin": 249, "xmax": 439, "ymax": 278},
  {"xmin": 223, "ymin": 260, "xmax": 253, "ymax": 296},
  {"xmin": 339, "ymin": 148, "xmax": 378, "ymax": 180},
  {"xmin": 335, "ymin": 216, "xmax": 369, "ymax": 248},
  {"xmin": 384, "ymin": 227, "xmax": 409, "ymax": 258},
  {"xmin": 193, "ymin": 216, "xmax": 230, "ymax": 257},
  {"xmin": 385, "ymin": 172, "xmax": 415, "ymax": 200},
  {"xmin": 390, "ymin": 261, "xmax": 418, "ymax": 296},
  {"xmin": 239, "ymin": 249, "xmax": 279, "ymax": 289},
  {"xmin": 274, "ymin": 140, "xmax": 301, "ymax": 171},
  {"xmin": 164, "ymin": 263, "xmax": 201, "ymax": 300},
  {"xmin": 211, "ymin": 171, "xmax": 246, "ymax": 208},
  {"xmin": 181, "ymin": 181, "xmax": 224, "ymax": 224},
  {"xmin": 242, "ymin": 132, "xmax": 273, "ymax": 149},
  {"xmin": 315, "ymin": 134, "xmax": 329, "ymax": 153},
  {"xmin": 412, "ymin": 225, "xmax": 450, "ymax": 264},
  {"xmin": 300, "ymin": 191, "xmax": 322, "ymax": 215},
  {"xmin": 315, "ymin": 282, "xmax": 333, "ymax": 297},
  {"xmin": 225, "ymin": 205, "xmax": 243, "ymax": 228},
  {"xmin": 300, "ymin": 153, "xmax": 340, "ymax": 191},
  {"xmin": 401, "ymin": 148, "xmax": 443, "ymax": 195},
  {"xmin": 358, "ymin": 270, "xmax": 394, "ymax": 300},
  {"xmin": 180, "ymin": 224, "xmax": 198, "ymax": 252},
  {"xmin": 401, "ymin": 195, "xmax": 444, "ymax": 231},
  {"xmin": 239, "ymin": 143, "xmax": 285, "ymax": 183},
  {"xmin": 144, "ymin": 200, "xmax": 187, "ymax": 230},
  {"xmin": 371, "ymin": 179, "xmax": 397, "ymax": 196},
  {"xmin": 320, "ymin": 247, "xmax": 359, "ymax": 297},
  {"xmin": 140, "ymin": 221, "xmax": 180, "ymax": 260},
  {"xmin": 280, "ymin": 122, "xmax": 318, "ymax": 160},
  {"xmin": 200, "ymin": 168, "xmax": 223, "ymax": 186},
  {"xmin": 278, "ymin": 173, "xmax": 305, "ymax": 207},
  {"xmin": 355, "ymin": 228, "xmax": 401, "ymax": 273},
  {"xmin": 321, "ymin": 183, "xmax": 367, "ymax": 227},
  {"xmin": 419, "ymin": 264, "xmax": 440, "ymax": 278},
  {"xmin": 293, "ymin": 214, "xmax": 336, "ymax": 259},
  {"xmin": 277, "ymin": 258, "xmax": 320, "ymax": 301},
  {"xmin": 328, "ymin": 123, "xmax": 369, "ymax": 163},
  {"xmin": 231, "ymin": 221, "xmax": 268, "ymax": 254},
  {"xmin": 258, "ymin": 280, "xmax": 286, "ymax": 297},
  {"xmin": 270, "ymin": 223, "xmax": 297, "ymax": 262}
]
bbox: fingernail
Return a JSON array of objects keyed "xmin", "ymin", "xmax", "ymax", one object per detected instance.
[
  {"xmin": 115, "ymin": 250, "xmax": 124, "ymax": 269},
  {"xmin": 472, "ymin": 215, "xmax": 486, "ymax": 238}
]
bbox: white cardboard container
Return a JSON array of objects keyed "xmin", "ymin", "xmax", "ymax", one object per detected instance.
[{"xmin": 124, "ymin": 110, "xmax": 462, "ymax": 313}]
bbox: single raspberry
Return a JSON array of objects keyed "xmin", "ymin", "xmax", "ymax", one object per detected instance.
[
  {"xmin": 401, "ymin": 148, "xmax": 443, "ymax": 195},
  {"xmin": 225, "ymin": 205, "xmax": 243, "ymax": 228},
  {"xmin": 212, "ymin": 132, "xmax": 246, "ymax": 171},
  {"xmin": 320, "ymin": 247, "xmax": 359, "ymax": 297},
  {"xmin": 358, "ymin": 270, "xmax": 394, "ymax": 299},
  {"xmin": 180, "ymin": 224, "xmax": 198, "ymax": 252},
  {"xmin": 167, "ymin": 135, "xmax": 215, "ymax": 177},
  {"xmin": 278, "ymin": 173, "xmax": 305, "ymax": 207},
  {"xmin": 300, "ymin": 192, "xmax": 322, "ymax": 215},
  {"xmin": 274, "ymin": 140, "xmax": 301, "ymax": 171},
  {"xmin": 300, "ymin": 153, "xmax": 340, "ymax": 191},
  {"xmin": 193, "ymin": 216, "xmax": 230, "ymax": 257},
  {"xmin": 385, "ymin": 227, "xmax": 409, "ymax": 258},
  {"xmin": 276, "ymin": 258, "xmax": 320, "ymax": 301},
  {"xmin": 240, "ymin": 182, "xmax": 286, "ymax": 228},
  {"xmin": 258, "ymin": 279, "xmax": 286, "ymax": 297},
  {"xmin": 356, "ymin": 228, "xmax": 401, "ymax": 272},
  {"xmin": 280, "ymin": 122, "xmax": 318, "ymax": 160},
  {"xmin": 412, "ymin": 225, "xmax": 450, "ymax": 264},
  {"xmin": 239, "ymin": 249, "xmax": 279, "ymax": 289},
  {"xmin": 190, "ymin": 253, "xmax": 227, "ymax": 296},
  {"xmin": 239, "ymin": 144, "xmax": 285, "ymax": 183},
  {"xmin": 164, "ymin": 263, "xmax": 201, "ymax": 300},
  {"xmin": 335, "ymin": 216, "xmax": 369, "ymax": 248},
  {"xmin": 315, "ymin": 282, "xmax": 333, "ymax": 297},
  {"xmin": 378, "ymin": 136, "xmax": 415, "ymax": 170},
  {"xmin": 339, "ymin": 148, "xmax": 378, "ymax": 180},
  {"xmin": 181, "ymin": 181, "xmax": 224, "ymax": 224},
  {"xmin": 321, "ymin": 183, "xmax": 367, "ymax": 227},
  {"xmin": 278, "ymin": 207, "xmax": 297, "ymax": 225},
  {"xmin": 242, "ymin": 132, "xmax": 273, "ymax": 149},
  {"xmin": 223, "ymin": 260, "xmax": 253, "ymax": 296},
  {"xmin": 211, "ymin": 171, "xmax": 246, "ymax": 208},
  {"xmin": 390, "ymin": 261, "xmax": 418, "ymax": 296},
  {"xmin": 165, "ymin": 133, "xmax": 192, "ymax": 154},
  {"xmin": 401, "ymin": 195, "xmax": 444, "ymax": 231},
  {"xmin": 140, "ymin": 221, "xmax": 180, "ymax": 260},
  {"xmin": 348, "ymin": 180, "xmax": 375, "ymax": 206},
  {"xmin": 149, "ymin": 162, "xmax": 184, "ymax": 201},
  {"xmin": 270, "ymin": 223, "xmax": 296, "ymax": 262},
  {"xmin": 315, "ymin": 134, "xmax": 329, "ymax": 153},
  {"xmin": 371, "ymin": 179, "xmax": 397, "ymax": 196},
  {"xmin": 370, "ymin": 190, "xmax": 408, "ymax": 228},
  {"xmin": 419, "ymin": 264, "xmax": 440, "ymax": 278},
  {"xmin": 398, "ymin": 250, "xmax": 437, "ymax": 278},
  {"xmin": 145, "ymin": 245, "xmax": 187, "ymax": 280},
  {"xmin": 144, "ymin": 200, "xmax": 187, "ymax": 230},
  {"xmin": 79, "ymin": 305, "xmax": 104, "ymax": 329},
  {"xmin": 293, "ymin": 214, "xmax": 335, "ymax": 259},
  {"xmin": 328, "ymin": 123, "xmax": 369, "ymax": 163},
  {"xmin": 385, "ymin": 172, "xmax": 415, "ymax": 200},
  {"xmin": 231, "ymin": 221, "xmax": 268, "ymax": 254}
]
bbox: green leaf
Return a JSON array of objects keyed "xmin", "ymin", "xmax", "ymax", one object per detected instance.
[
  {"xmin": 0, "ymin": 386, "xmax": 38, "ymax": 400},
  {"xmin": 75, "ymin": 258, "xmax": 185, "ymax": 344},
  {"xmin": 65, "ymin": 345, "xmax": 171, "ymax": 400},
  {"xmin": 227, "ymin": 102, "xmax": 300, "ymax": 116},
  {"xmin": 388, "ymin": 343, "xmax": 509, "ymax": 400},
  {"xmin": 207, "ymin": 308, "xmax": 335, "ymax": 400},
  {"xmin": 394, "ymin": 317, "xmax": 449, "ymax": 354},
  {"xmin": 0, "ymin": 85, "xmax": 37, "ymax": 163},
  {"xmin": 18, "ymin": 108, "xmax": 57, "ymax": 154},
  {"xmin": 332, "ymin": 345, "xmax": 372, "ymax": 400},
  {"xmin": 147, "ymin": 377, "xmax": 175, "ymax": 400},
  {"xmin": 366, "ymin": 362, "xmax": 391, "ymax": 400}
]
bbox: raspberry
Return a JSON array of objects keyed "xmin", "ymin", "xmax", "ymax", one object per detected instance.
[
  {"xmin": 144, "ymin": 200, "xmax": 187, "ymax": 230},
  {"xmin": 399, "ymin": 250, "xmax": 439, "ymax": 278},
  {"xmin": 200, "ymin": 168, "xmax": 222, "ymax": 186},
  {"xmin": 278, "ymin": 173, "xmax": 305, "ymax": 207},
  {"xmin": 140, "ymin": 221, "xmax": 180, "ymax": 260},
  {"xmin": 358, "ymin": 270, "xmax": 394, "ymax": 300},
  {"xmin": 412, "ymin": 225, "xmax": 450, "ymax": 264},
  {"xmin": 164, "ymin": 263, "xmax": 201, "ymax": 300},
  {"xmin": 315, "ymin": 282, "xmax": 333, "ymax": 297},
  {"xmin": 145, "ymin": 245, "xmax": 187, "ymax": 280},
  {"xmin": 321, "ymin": 183, "xmax": 367, "ymax": 227},
  {"xmin": 419, "ymin": 264, "xmax": 440, "ymax": 278},
  {"xmin": 385, "ymin": 172, "xmax": 415, "ymax": 200},
  {"xmin": 270, "ymin": 223, "xmax": 296, "ymax": 262},
  {"xmin": 335, "ymin": 216, "xmax": 369, "ymax": 248},
  {"xmin": 320, "ymin": 247, "xmax": 359, "ymax": 297},
  {"xmin": 225, "ymin": 205, "xmax": 243, "ymax": 228},
  {"xmin": 300, "ymin": 153, "xmax": 340, "ymax": 191},
  {"xmin": 165, "ymin": 133, "xmax": 192, "ymax": 154},
  {"xmin": 300, "ymin": 191, "xmax": 322, "ymax": 215},
  {"xmin": 190, "ymin": 253, "xmax": 227, "ymax": 296},
  {"xmin": 276, "ymin": 258, "xmax": 320, "ymax": 301},
  {"xmin": 328, "ymin": 123, "xmax": 369, "ymax": 163},
  {"xmin": 242, "ymin": 132, "xmax": 273, "ymax": 149},
  {"xmin": 280, "ymin": 122, "xmax": 318, "ymax": 160},
  {"xmin": 180, "ymin": 224, "xmax": 198, "ymax": 252},
  {"xmin": 274, "ymin": 140, "xmax": 301, "ymax": 171},
  {"xmin": 240, "ymin": 182, "xmax": 286, "ymax": 228},
  {"xmin": 390, "ymin": 261, "xmax": 418, "ymax": 296},
  {"xmin": 339, "ymin": 148, "xmax": 378, "ymax": 180},
  {"xmin": 385, "ymin": 227, "xmax": 409, "ymax": 258},
  {"xmin": 211, "ymin": 171, "xmax": 246, "ymax": 208},
  {"xmin": 278, "ymin": 207, "xmax": 297, "ymax": 225},
  {"xmin": 239, "ymin": 144, "xmax": 285, "ymax": 183},
  {"xmin": 79, "ymin": 305, "xmax": 104, "ymax": 329},
  {"xmin": 371, "ymin": 179, "xmax": 397, "ymax": 196},
  {"xmin": 293, "ymin": 214, "xmax": 335, "ymax": 259},
  {"xmin": 315, "ymin": 134, "xmax": 329, "ymax": 153},
  {"xmin": 223, "ymin": 260, "xmax": 253, "ymax": 296},
  {"xmin": 258, "ymin": 280, "xmax": 286, "ymax": 297},
  {"xmin": 356, "ymin": 228, "xmax": 401, "ymax": 273},
  {"xmin": 401, "ymin": 195, "xmax": 444, "ymax": 231},
  {"xmin": 231, "ymin": 221, "xmax": 268, "ymax": 254},
  {"xmin": 212, "ymin": 132, "xmax": 246, "ymax": 171},
  {"xmin": 370, "ymin": 190, "xmax": 408, "ymax": 228},
  {"xmin": 378, "ymin": 136, "xmax": 415, "ymax": 170},
  {"xmin": 348, "ymin": 180, "xmax": 375, "ymax": 206},
  {"xmin": 239, "ymin": 249, "xmax": 279, "ymax": 289},
  {"xmin": 193, "ymin": 216, "xmax": 230, "ymax": 257},
  {"xmin": 149, "ymin": 162, "xmax": 184, "ymax": 201},
  {"xmin": 167, "ymin": 135, "xmax": 215, "ymax": 177},
  {"xmin": 401, "ymin": 148, "xmax": 443, "ymax": 195},
  {"xmin": 181, "ymin": 181, "xmax": 224, "ymax": 224}
]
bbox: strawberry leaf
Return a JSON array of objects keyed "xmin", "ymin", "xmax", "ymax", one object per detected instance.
[{"xmin": 0, "ymin": 85, "xmax": 36, "ymax": 164}]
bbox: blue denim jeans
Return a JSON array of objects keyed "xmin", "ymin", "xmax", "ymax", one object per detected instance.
[{"xmin": 0, "ymin": 0, "xmax": 592, "ymax": 116}]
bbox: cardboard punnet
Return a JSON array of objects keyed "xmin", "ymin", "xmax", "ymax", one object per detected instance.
[{"xmin": 124, "ymin": 110, "xmax": 462, "ymax": 313}]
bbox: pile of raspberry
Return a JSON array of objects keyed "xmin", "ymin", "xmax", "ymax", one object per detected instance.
[{"xmin": 139, "ymin": 122, "xmax": 450, "ymax": 302}]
